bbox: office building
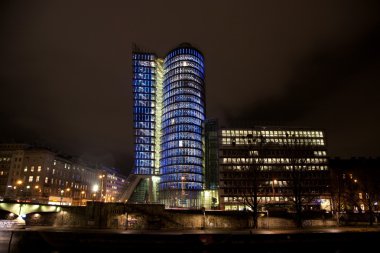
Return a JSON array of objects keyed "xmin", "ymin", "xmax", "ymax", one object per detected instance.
[
  {"xmin": 218, "ymin": 126, "xmax": 331, "ymax": 212},
  {"xmin": 132, "ymin": 43, "xmax": 205, "ymax": 208}
]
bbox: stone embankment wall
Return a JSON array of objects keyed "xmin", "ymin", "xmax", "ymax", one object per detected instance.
[{"xmin": 11, "ymin": 202, "xmax": 336, "ymax": 229}]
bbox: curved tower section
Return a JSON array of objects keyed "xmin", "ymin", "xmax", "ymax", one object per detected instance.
[{"xmin": 160, "ymin": 44, "xmax": 205, "ymax": 208}]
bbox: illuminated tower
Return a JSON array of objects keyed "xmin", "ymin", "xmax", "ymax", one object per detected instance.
[
  {"xmin": 160, "ymin": 44, "xmax": 205, "ymax": 208},
  {"xmin": 132, "ymin": 43, "xmax": 205, "ymax": 208},
  {"xmin": 132, "ymin": 53, "xmax": 163, "ymax": 175}
]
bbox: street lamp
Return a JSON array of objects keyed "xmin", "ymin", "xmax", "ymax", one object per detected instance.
[
  {"xmin": 25, "ymin": 185, "xmax": 30, "ymax": 203},
  {"xmin": 92, "ymin": 184, "xmax": 99, "ymax": 201},
  {"xmin": 16, "ymin": 180, "xmax": 23, "ymax": 202},
  {"xmin": 80, "ymin": 190, "xmax": 86, "ymax": 205},
  {"xmin": 60, "ymin": 190, "xmax": 64, "ymax": 205},
  {"xmin": 99, "ymin": 175, "xmax": 105, "ymax": 202}
]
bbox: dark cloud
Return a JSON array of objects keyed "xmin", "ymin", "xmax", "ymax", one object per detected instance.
[
  {"xmin": 1, "ymin": 0, "xmax": 380, "ymax": 174},
  {"xmin": 227, "ymin": 27, "xmax": 380, "ymax": 123}
]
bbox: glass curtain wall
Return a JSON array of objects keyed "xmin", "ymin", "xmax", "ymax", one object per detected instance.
[{"xmin": 160, "ymin": 45, "xmax": 205, "ymax": 208}]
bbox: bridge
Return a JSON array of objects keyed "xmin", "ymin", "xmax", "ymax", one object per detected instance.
[{"xmin": 0, "ymin": 202, "xmax": 61, "ymax": 217}]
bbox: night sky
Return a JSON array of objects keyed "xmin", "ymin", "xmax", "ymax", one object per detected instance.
[{"xmin": 1, "ymin": 0, "xmax": 379, "ymax": 175}]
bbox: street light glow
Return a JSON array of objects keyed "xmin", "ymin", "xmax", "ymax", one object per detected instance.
[{"xmin": 93, "ymin": 184, "xmax": 99, "ymax": 192}]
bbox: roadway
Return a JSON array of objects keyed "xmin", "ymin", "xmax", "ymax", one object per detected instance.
[{"xmin": 1, "ymin": 226, "xmax": 380, "ymax": 253}]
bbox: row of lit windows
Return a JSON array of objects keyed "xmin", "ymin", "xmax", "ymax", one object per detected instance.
[
  {"xmin": 24, "ymin": 166, "xmax": 42, "ymax": 172},
  {"xmin": 163, "ymin": 94, "xmax": 204, "ymax": 108},
  {"xmin": 223, "ymin": 187, "xmax": 325, "ymax": 195},
  {"xmin": 223, "ymin": 180, "xmax": 289, "ymax": 187},
  {"xmin": 133, "ymin": 60, "xmax": 155, "ymax": 67},
  {"xmin": 161, "ymin": 132, "xmax": 202, "ymax": 143},
  {"xmin": 224, "ymin": 196, "xmax": 291, "ymax": 205},
  {"xmin": 165, "ymin": 54, "xmax": 203, "ymax": 69},
  {"xmin": 221, "ymin": 165, "xmax": 329, "ymax": 171},
  {"xmin": 162, "ymin": 139, "xmax": 202, "ymax": 150},
  {"xmin": 135, "ymin": 144, "xmax": 155, "ymax": 152},
  {"xmin": 314, "ymin": 151, "xmax": 327, "ymax": 156},
  {"xmin": 221, "ymin": 130, "xmax": 324, "ymax": 138},
  {"xmin": 161, "ymin": 148, "xmax": 203, "ymax": 159},
  {"xmin": 165, "ymin": 67, "xmax": 204, "ymax": 80},
  {"xmin": 133, "ymin": 114, "xmax": 155, "ymax": 122},
  {"xmin": 163, "ymin": 88, "xmax": 203, "ymax": 103},
  {"xmin": 134, "ymin": 152, "xmax": 154, "ymax": 160},
  {"xmin": 134, "ymin": 93, "xmax": 155, "ymax": 101},
  {"xmin": 223, "ymin": 196, "xmax": 292, "ymax": 203},
  {"xmin": 222, "ymin": 157, "xmax": 327, "ymax": 164},
  {"xmin": 159, "ymin": 181, "xmax": 203, "ymax": 190},
  {"xmin": 163, "ymin": 80, "xmax": 202, "ymax": 94},
  {"xmin": 165, "ymin": 60, "xmax": 204, "ymax": 75},
  {"xmin": 160, "ymin": 156, "xmax": 203, "ymax": 166},
  {"xmin": 135, "ymin": 129, "xmax": 155, "ymax": 137},
  {"xmin": 221, "ymin": 137, "xmax": 325, "ymax": 146},
  {"xmin": 134, "ymin": 72, "xmax": 155, "ymax": 80},
  {"xmin": 133, "ymin": 79, "xmax": 155, "ymax": 87},
  {"xmin": 134, "ymin": 121, "xmax": 155, "ymax": 129},
  {"xmin": 134, "ymin": 159, "xmax": 154, "ymax": 167},
  {"xmin": 133, "ymin": 86, "xmax": 155, "ymax": 94},
  {"xmin": 162, "ymin": 101, "xmax": 204, "ymax": 116},
  {"xmin": 133, "ymin": 53, "xmax": 156, "ymax": 61},
  {"xmin": 133, "ymin": 107, "xmax": 155, "ymax": 115},
  {"xmin": 164, "ymin": 74, "xmax": 202, "ymax": 86},
  {"xmin": 165, "ymin": 48, "xmax": 203, "ymax": 62},
  {"xmin": 133, "ymin": 66, "xmax": 155, "ymax": 74},
  {"xmin": 160, "ymin": 165, "xmax": 203, "ymax": 176},
  {"xmin": 28, "ymin": 175, "xmax": 40, "ymax": 182},
  {"xmin": 0, "ymin": 157, "xmax": 11, "ymax": 162},
  {"xmin": 162, "ymin": 109, "xmax": 205, "ymax": 122},
  {"xmin": 162, "ymin": 124, "xmax": 202, "ymax": 135},
  {"xmin": 135, "ymin": 136, "xmax": 155, "ymax": 144},
  {"xmin": 46, "ymin": 178, "xmax": 88, "ymax": 190},
  {"xmin": 162, "ymin": 116, "xmax": 202, "ymax": 129},
  {"xmin": 160, "ymin": 174, "xmax": 203, "ymax": 183},
  {"xmin": 134, "ymin": 100, "xmax": 155, "ymax": 108}
]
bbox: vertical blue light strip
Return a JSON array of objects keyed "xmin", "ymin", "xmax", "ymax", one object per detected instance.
[{"xmin": 132, "ymin": 53, "xmax": 157, "ymax": 175}]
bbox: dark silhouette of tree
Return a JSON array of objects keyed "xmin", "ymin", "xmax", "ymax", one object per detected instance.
[
  {"xmin": 236, "ymin": 134, "xmax": 264, "ymax": 229},
  {"xmin": 284, "ymin": 134, "xmax": 325, "ymax": 228},
  {"xmin": 330, "ymin": 158, "xmax": 380, "ymax": 226}
]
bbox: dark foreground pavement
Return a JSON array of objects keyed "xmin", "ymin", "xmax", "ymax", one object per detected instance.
[{"xmin": 1, "ymin": 227, "xmax": 380, "ymax": 253}]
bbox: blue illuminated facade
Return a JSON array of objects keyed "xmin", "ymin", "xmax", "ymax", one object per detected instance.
[
  {"xmin": 132, "ymin": 53, "xmax": 157, "ymax": 175},
  {"xmin": 132, "ymin": 43, "xmax": 205, "ymax": 208},
  {"xmin": 160, "ymin": 44, "xmax": 205, "ymax": 208}
]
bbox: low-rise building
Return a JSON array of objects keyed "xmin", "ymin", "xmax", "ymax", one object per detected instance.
[
  {"xmin": 0, "ymin": 144, "xmax": 127, "ymax": 205},
  {"xmin": 218, "ymin": 126, "xmax": 331, "ymax": 212}
]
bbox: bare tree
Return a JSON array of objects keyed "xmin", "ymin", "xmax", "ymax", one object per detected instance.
[
  {"xmin": 285, "ymin": 134, "xmax": 324, "ymax": 228},
  {"xmin": 330, "ymin": 158, "xmax": 380, "ymax": 226},
  {"xmin": 236, "ymin": 134, "xmax": 264, "ymax": 229}
]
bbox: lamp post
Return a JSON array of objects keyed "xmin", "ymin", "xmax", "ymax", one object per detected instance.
[
  {"xmin": 92, "ymin": 184, "xmax": 99, "ymax": 202},
  {"xmin": 25, "ymin": 185, "xmax": 30, "ymax": 202},
  {"xmin": 80, "ymin": 191, "xmax": 86, "ymax": 206},
  {"xmin": 60, "ymin": 190, "xmax": 64, "ymax": 205},
  {"xmin": 16, "ymin": 180, "xmax": 23, "ymax": 202},
  {"xmin": 99, "ymin": 175, "xmax": 105, "ymax": 202}
]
